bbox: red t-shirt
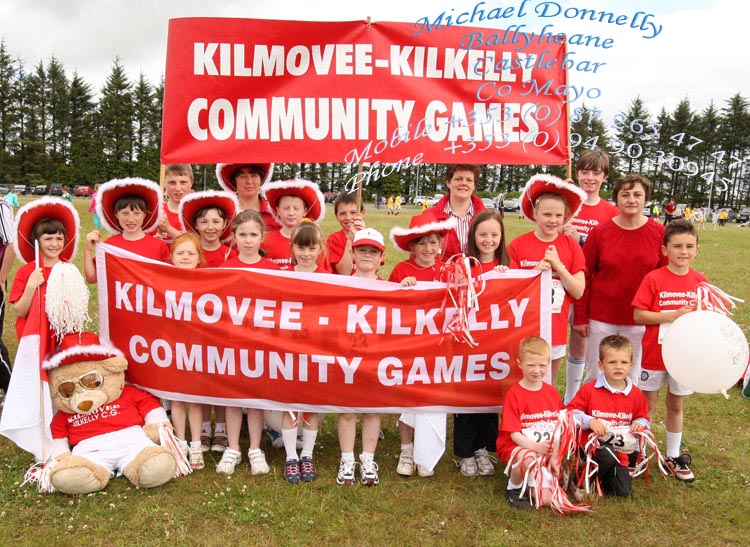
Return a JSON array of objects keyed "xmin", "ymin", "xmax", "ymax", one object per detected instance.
[
  {"xmin": 105, "ymin": 233, "xmax": 170, "ymax": 262},
  {"xmin": 160, "ymin": 202, "xmax": 182, "ymax": 245},
  {"xmin": 326, "ymin": 229, "xmax": 355, "ymax": 274},
  {"xmin": 496, "ymin": 381, "xmax": 563, "ymax": 463},
  {"xmin": 569, "ymin": 199, "xmax": 618, "ymax": 245},
  {"xmin": 50, "ymin": 385, "xmax": 163, "ymax": 447},
  {"xmin": 471, "ymin": 258, "xmax": 500, "ymax": 277},
  {"xmin": 204, "ymin": 245, "xmax": 237, "ymax": 267},
  {"xmin": 576, "ymin": 219, "xmax": 666, "ymax": 326},
  {"xmin": 632, "ymin": 266, "xmax": 708, "ymax": 371},
  {"xmin": 261, "ymin": 230, "xmax": 292, "ymax": 270},
  {"xmin": 567, "ymin": 380, "xmax": 650, "ymax": 434},
  {"xmin": 220, "ymin": 256, "xmax": 280, "ymax": 270},
  {"xmin": 9, "ymin": 262, "xmax": 54, "ymax": 340},
  {"xmin": 388, "ymin": 258, "xmax": 443, "ymax": 283},
  {"xmin": 508, "ymin": 232, "xmax": 585, "ymax": 345}
]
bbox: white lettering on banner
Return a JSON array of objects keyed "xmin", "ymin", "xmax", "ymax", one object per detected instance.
[{"xmin": 115, "ymin": 281, "xmax": 303, "ymax": 329}]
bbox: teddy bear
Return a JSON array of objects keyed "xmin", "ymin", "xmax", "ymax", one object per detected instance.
[{"xmin": 44, "ymin": 332, "xmax": 177, "ymax": 495}]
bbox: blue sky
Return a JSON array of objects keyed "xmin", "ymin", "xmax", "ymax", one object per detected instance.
[{"xmin": 0, "ymin": 0, "xmax": 745, "ymax": 122}]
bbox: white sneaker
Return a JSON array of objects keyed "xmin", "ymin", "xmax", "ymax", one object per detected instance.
[
  {"xmin": 360, "ymin": 458, "xmax": 380, "ymax": 486},
  {"xmin": 216, "ymin": 448, "xmax": 241, "ymax": 474},
  {"xmin": 397, "ymin": 450, "xmax": 414, "ymax": 476},
  {"xmin": 248, "ymin": 448, "xmax": 270, "ymax": 475},
  {"xmin": 417, "ymin": 465, "xmax": 434, "ymax": 477},
  {"xmin": 474, "ymin": 448, "xmax": 496, "ymax": 476},
  {"xmin": 189, "ymin": 445, "xmax": 205, "ymax": 470},
  {"xmin": 459, "ymin": 456, "xmax": 478, "ymax": 477}
]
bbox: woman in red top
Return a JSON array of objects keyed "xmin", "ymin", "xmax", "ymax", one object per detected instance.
[{"xmin": 573, "ymin": 174, "xmax": 666, "ymax": 390}]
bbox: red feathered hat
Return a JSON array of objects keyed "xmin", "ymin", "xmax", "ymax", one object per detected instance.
[
  {"xmin": 261, "ymin": 178, "xmax": 326, "ymax": 223},
  {"xmin": 96, "ymin": 178, "xmax": 163, "ymax": 234},
  {"xmin": 520, "ymin": 174, "xmax": 587, "ymax": 223},
  {"xmin": 14, "ymin": 197, "xmax": 80, "ymax": 264},
  {"xmin": 215, "ymin": 163, "xmax": 274, "ymax": 192},
  {"xmin": 43, "ymin": 332, "xmax": 124, "ymax": 370},
  {"xmin": 179, "ymin": 190, "xmax": 239, "ymax": 244},
  {"xmin": 389, "ymin": 213, "xmax": 457, "ymax": 253}
]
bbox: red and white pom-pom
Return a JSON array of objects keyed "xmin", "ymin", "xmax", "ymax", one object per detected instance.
[
  {"xmin": 45, "ymin": 262, "xmax": 91, "ymax": 342},
  {"xmin": 438, "ymin": 254, "xmax": 485, "ymax": 346},
  {"xmin": 21, "ymin": 460, "xmax": 56, "ymax": 493},
  {"xmin": 629, "ymin": 429, "xmax": 670, "ymax": 481},
  {"xmin": 697, "ymin": 282, "xmax": 744, "ymax": 315},
  {"xmin": 158, "ymin": 423, "xmax": 192, "ymax": 477}
]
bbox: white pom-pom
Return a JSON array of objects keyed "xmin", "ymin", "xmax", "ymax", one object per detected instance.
[{"xmin": 45, "ymin": 263, "xmax": 90, "ymax": 341}]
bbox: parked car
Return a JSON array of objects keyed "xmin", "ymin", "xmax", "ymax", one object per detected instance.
[
  {"xmin": 480, "ymin": 197, "xmax": 495, "ymax": 209},
  {"xmin": 426, "ymin": 195, "xmax": 443, "ymax": 207},
  {"xmin": 412, "ymin": 195, "xmax": 427, "ymax": 206},
  {"xmin": 50, "ymin": 183, "xmax": 63, "ymax": 196},
  {"xmin": 33, "ymin": 185, "xmax": 48, "ymax": 195},
  {"xmin": 737, "ymin": 206, "xmax": 750, "ymax": 224},
  {"xmin": 13, "ymin": 184, "xmax": 27, "ymax": 195},
  {"xmin": 74, "ymin": 185, "xmax": 94, "ymax": 197},
  {"xmin": 503, "ymin": 198, "xmax": 520, "ymax": 212},
  {"xmin": 0, "ymin": 185, "xmax": 9, "ymax": 194}
]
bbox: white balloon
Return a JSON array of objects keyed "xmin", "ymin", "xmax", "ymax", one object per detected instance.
[{"xmin": 662, "ymin": 310, "xmax": 749, "ymax": 394}]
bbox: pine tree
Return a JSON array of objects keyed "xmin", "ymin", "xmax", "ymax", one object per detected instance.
[{"xmin": 98, "ymin": 58, "xmax": 133, "ymax": 178}]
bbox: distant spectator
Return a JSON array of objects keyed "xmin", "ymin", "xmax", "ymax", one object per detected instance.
[
  {"xmin": 663, "ymin": 198, "xmax": 676, "ymax": 225},
  {"xmin": 3, "ymin": 189, "xmax": 19, "ymax": 209}
]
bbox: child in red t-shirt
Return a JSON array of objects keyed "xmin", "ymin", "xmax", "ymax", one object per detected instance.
[
  {"xmin": 179, "ymin": 190, "xmax": 239, "ymax": 268},
  {"xmin": 326, "ymin": 191, "xmax": 366, "ymax": 274},
  {"xmin": 508, "ymin": 175, "xmax": 587, "ymax": 385},
  {"xmin": 632, "ymin": 219, "xmax": 707, "ymax": 482},
  {"xmin": 84, "ymin": 178, "xmax": 169, "ymax": 283},
  {"xmin": 157, "ymin": 164, "xmax": 194, "ymax": 245},
  {"xmin": 498, "ymin": 336, "xmax": 564, "ymax": 509}
]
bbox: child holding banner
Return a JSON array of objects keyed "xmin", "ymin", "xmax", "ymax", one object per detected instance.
[
  {"xmin": 337, "ymin": 228, "xmax": 387, "ymax": 486},
  {"xmin": 508, "ymin": 175, "xmax": 587, "ymax": 386},
  {"xmin": 326, "ymin": 191, "xmax": 365, "ymax": 275},
  {"xmin": 84, "ymin": 178, "xmax": 170, "ymax": 283},
  {"xmin": 158, "ymin": 164, "xmax": 194, "ymax": 244},
  {"xmin": 168, "ymin": 233, "xmax": 206, "ymax": 469},
  {"xmin": 179, "ymin": 190, "xmax": 239, "ymax": 268},
  {"xmin": 389, "ymin": 213, "xmax": 456, "ymax": 477},
  {"xmin": 453, "ymin": 209, "xmax": 509, "ymax": 477},
  {"xmin": 216, "ymin": 210, "xmax": 278, "ymax": 475},
  {"xmin": 260, "ymin": 179, "xmax": 328, "ymax": 271}
]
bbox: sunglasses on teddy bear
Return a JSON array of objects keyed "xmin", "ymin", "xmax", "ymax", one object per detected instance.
[{"xmin": 56, "ymin": 371, "xmax": 104, "ymax": 399}]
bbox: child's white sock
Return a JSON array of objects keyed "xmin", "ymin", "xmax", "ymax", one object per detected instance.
[
  {"xmin": 201, "ymin": 421, "xmax": 212, "ymax": 435},
  {"xmin": 666, "ymin": 431, "xmax": 682, "ymax": 458},
  {"xmin": 190, "ymin": 441, "xmax": 201, "ymax": 448},
  {"xmin": 507, "ymin": 479, "xmax": 522, "ymax": 490},
  {"xmin": 214, "ymin": 422, "xmax": 226, "ymax": 435},
  {"xmin": 400, "ymin": 443, "xmax": 414, "ymax": 453},
  {"xmin": 341, "ymin": 451, "xmax": 355, "ymax": 462},
  {"xmin": 564, "ymin": 358, "xmax": 585, "ymax": 404},
  {"xmin": 360, "ymin": 451, "xmax": 375, "ymax": 462},
  {"xmin": 282, "ymin": 428, "xmax": 299, "ymax": 461},
  {"xmin": 300, "ymin": 428, "xmax": 318, "ymax": 459}
]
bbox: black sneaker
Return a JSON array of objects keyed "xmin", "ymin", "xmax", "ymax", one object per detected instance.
[
  {"xmin": 504, "ymin": 488, "xmax": 533, "ymax": 510},
  {"xmin": 666, "ymin": 454, "xmax": 696, "ymax": 482},
  {"xmin": 284, "ymin": 459, "xmax": 302, "ymax": 484},
  {"xmin": 300, "ymin": 456, "xmax": 317, "ymax": 482}
]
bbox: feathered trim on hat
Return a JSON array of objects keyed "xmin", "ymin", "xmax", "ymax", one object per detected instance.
[
  {"xmin": 519, "ymin": 174, "xmax": 588, "ymax": 223},
  {"xmin": 96, "ymin": 177, "xmax": 163, "ymax": 234},
  {"xmin": 261, "ymin": 178, "xmax": 326, "ymax": 223},
  {"xmin": 14, "ymin": 196, "xmax": 81, "ymax": 264},
  {"xmin": 389, "ymin": 216, "xmax": 458, "ymax": 253},
  {"xmin": 215, "ymin": 163, "xmax": 274, "ymax": 192},
  {"xmin": 43, "ymin": 333, "xmax": 124, "ymax": 370},
  {"xmin": 178, "ymin": 190, "xmax": 239, "ymax": 244}
]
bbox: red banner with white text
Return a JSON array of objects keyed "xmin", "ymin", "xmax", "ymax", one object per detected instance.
[
  {"xmin": 161, "ymin": 17, "xmax": 569, "ymax": 165},
  {"xmin": 97, "ymin": 244, "xmax": 551, "ymax": 413}
]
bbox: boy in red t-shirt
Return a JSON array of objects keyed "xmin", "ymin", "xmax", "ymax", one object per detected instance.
[
  {"xmin": 498, "ymin": 336, "xmax": 564, "ymax": 509},
  {"xmin": 567, "ymin": 335, "xmax": 650, "ymax": 497},
  {"xmin": 632, "ymin": 219, "xmax": 706, "ymax": 482},
  {"xmin": 157, "ymin": 164, "xmax": 194, "ymax": 244},
  {"xmin": 326, "ymin": 191, "xmax": 365, "ymax": 274}
]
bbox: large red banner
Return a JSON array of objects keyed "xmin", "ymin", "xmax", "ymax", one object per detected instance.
[
  {"xmin": 161, "ymin": 18, "xmax": 569, "ymax": 165},
  {"xmin": 97, "ymin": 244, "xmax": 551, "ymax": 412}
]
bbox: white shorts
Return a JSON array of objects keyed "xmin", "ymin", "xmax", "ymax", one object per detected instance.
[
  {"xmin": 584, "ymin": 320, "xmax": 645, "ymax": 386},
  {"xmin": 639, "ymin": 369, "xmax": 692, "ymax": 396},
  {"xmin": 551, "ymin": 344, "xmax": 566, "ymax": 360},
  {"xmin": 72, "ymin": 425, "xmax": 156, "ymax": 476}
]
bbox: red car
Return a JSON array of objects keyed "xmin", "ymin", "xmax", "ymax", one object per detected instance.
[{"xmin": 74, "ymin": 185, "xmax": 94, "ymax": 197}]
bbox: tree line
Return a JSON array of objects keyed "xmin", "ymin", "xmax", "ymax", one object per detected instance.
[{"xmin": 1, "ymin": 39, "xmax": 748, "ymax": 207}]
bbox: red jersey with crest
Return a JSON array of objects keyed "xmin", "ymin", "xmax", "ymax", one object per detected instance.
[
  {"xmin": 496, "ymin": 382, "xmax": 563, "ymax": 462},
  {"xmin": 508, "ymin": 231, "xmax": 585, "ymax": 345},
  {"xmin": 631, "ymin": 266, "xmax": 708, "ymax": 371},
  {"xmin": 50, "ymin": 385, "xmax": 162, "ymax": 447},
  {"xmin": 388, "ymin": 258, "xmax": 443, "ymax": 283},
  {"xmin": 569, "ymin": 199, "xmax": 618, "ymax": 245},
  {"xmin": 567, "ymin": 379, "xmax": 649, "ymax": 433},
  {"xmin": 105, "ymin": 234, "xmax": 170, "ymax": 262}
]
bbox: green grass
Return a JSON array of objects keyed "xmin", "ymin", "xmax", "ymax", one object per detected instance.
[{"xmin": 1, "ymin": 198, "xmax": 750, "ymax": 546}]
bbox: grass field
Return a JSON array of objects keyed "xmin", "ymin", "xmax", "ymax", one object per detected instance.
[{"xmin": 1, "ymin": 197, "xmax": 749, "ymax": 546}]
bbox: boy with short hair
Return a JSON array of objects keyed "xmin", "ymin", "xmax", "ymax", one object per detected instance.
[
  {"xmin": 567, "ymin": 335, "xmax": 650, "ymax": 497},
  {"xmin": 84, "ymin": 178, "xmax": 170, "ymax": 283},
  {"xmin": 497, "ymin": 336, "xmax": 564, "ymax": 509},
  {"xmin": 632, "ymin": 219, "xmax": 706, "ymax": 481},
  {"xmin": 326, "ymin": 191, "xmax": 366, "ymax": 274},
  {"xmin": 158, "ymin": 164, "xmax": 194, "ymax": 244}
]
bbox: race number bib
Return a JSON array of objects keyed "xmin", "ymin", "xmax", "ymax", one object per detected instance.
[
  {"xmin": 551, "ymin": 279, "xmax": 564, "ymax": 314},
  {"xmin": 522, "ymin": 421, "xmax": 556, "ymax": 444},
  {"xmin": 598, "ymin": 425, "xmax": 638, "ymax": 453}
]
